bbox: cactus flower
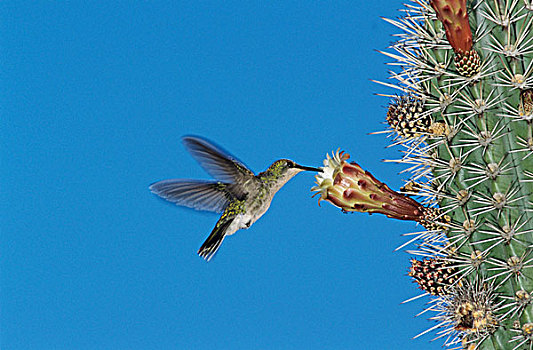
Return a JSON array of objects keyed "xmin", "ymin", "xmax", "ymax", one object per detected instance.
[
  {"xmin": 312, "ymin": 150, "xmax": 445, "ymax": 229},
  {"xmin": 430, "ymin": 0, "xmax": 481, "ymax": 77},
  {"xmin": 430, "ymin": 0, "xmax": 473, "ymax": 53}
]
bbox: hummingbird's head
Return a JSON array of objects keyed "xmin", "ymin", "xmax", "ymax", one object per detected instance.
[{"xmin": 264, "ymin": 159, "xmax": 320, "ymax": 185}]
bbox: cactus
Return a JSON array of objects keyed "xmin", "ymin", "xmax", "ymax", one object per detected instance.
[{"xmin": 314, "ymin": 0, "xmax": 533, "ymax": 348}]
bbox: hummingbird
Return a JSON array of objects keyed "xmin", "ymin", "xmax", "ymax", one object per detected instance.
[{"xmin": 150, "ymin": 136, "xmax": 319, "ymax": 261}]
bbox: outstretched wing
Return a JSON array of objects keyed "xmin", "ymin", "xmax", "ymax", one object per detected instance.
[
  {"xmin": 182, "ymin": 136, "xmax": 255, "ymax": 184},
  {"xmin": 149, "ymin": 179, "xmax": 235, "ymax": 213}
]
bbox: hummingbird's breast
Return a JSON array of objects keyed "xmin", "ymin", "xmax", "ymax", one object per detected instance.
[
  {"xmin": 232, "ymin": 173, "xmax": 296, "ymax": 232},
  {"xmin": 243, "ymin": 181, "xmax": 273, "ymax": 225}
]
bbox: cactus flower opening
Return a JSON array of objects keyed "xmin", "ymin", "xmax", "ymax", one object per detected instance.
[{"xmin": 312, "ymin": 150, "xmax": 442, "ymax": 226}]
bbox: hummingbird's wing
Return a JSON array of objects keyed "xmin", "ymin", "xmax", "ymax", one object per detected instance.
[
  {"xmin": 149, "ymin": 179, "xmax": 235, "ymax": 213},
  {"xmin": 182, "ymin": 136, "xmax": 255, "ymax": 186}
]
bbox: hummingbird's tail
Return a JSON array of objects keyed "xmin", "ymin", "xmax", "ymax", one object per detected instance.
[{"xmin": 198, "ymin": 218, "xmax": 233, "ymax": 261}]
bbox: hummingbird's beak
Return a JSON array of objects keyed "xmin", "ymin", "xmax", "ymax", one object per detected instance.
[{"xmin": 295, "ymin": 164, "xmax": 321, "ymax": 172}]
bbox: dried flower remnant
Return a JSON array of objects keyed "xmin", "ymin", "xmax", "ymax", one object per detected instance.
[
  {"xmin": 387, "ymin": 95, "xmax": 431, "ymax": 138},
  {"xmin": 409, "ymin": 257, "xmax": 458, "ymax": 296}
]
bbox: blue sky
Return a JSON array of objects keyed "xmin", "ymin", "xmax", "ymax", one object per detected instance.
[{"xmin": 2, "ymin": 2, "xmax": 442, "ymax": 349}]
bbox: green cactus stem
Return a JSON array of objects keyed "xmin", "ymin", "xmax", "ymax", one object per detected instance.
[
  {"xmin": 313, "ymin": 0, "xmax": 532, "ymax": 347},
  {"xmin": 373, "ymin": 0, "xmax": 533, "ymax": 348}
]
